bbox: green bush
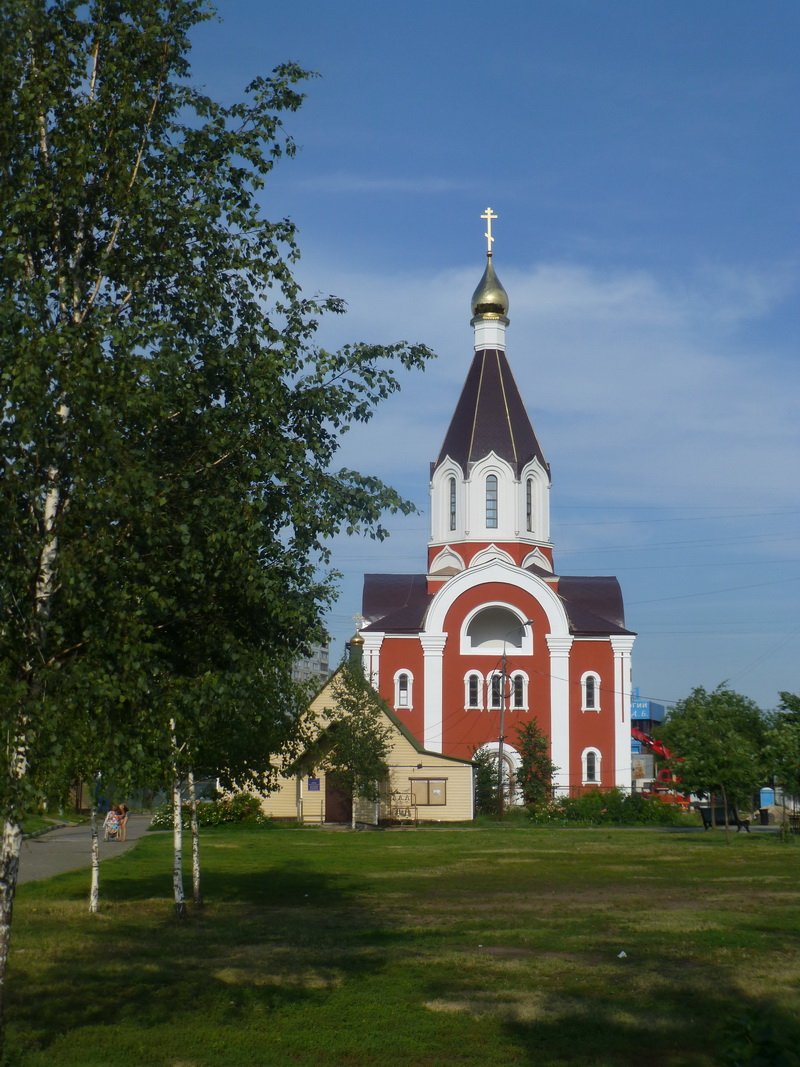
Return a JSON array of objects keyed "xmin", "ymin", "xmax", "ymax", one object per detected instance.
[
  {"xmin": 528, "ymin": 788, "xmax": 689, "ymax": 826},
  {"xmin": 149, "ymin": 792, "xmax": 266, "ymax": 829}
]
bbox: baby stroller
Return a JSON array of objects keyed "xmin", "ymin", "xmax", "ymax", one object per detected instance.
[{"xmin": 103, "ymin": 808, "xmax": 120, "ymax": 841}]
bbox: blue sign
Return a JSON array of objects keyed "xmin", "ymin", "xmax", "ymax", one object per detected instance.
[
  {"xmin": 307, "ymin": 777, "xmax": 321, "ymax": 792},
  {"xmin": 631, "ymin": 700, "xmax": 666, "ymax": 722}
]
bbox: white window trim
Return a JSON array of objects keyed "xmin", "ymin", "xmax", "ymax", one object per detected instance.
[
  {"xmin": 487, "ymin": 669, "xmax": 504, "ymax": 710},
  {"xmin": 581, "ymin": 671, "xmax": 601, "ymax": 712},
  {"xmin": 393, "ymin": 668, "xmax": 414, "ymax": 711},
  {"xmin": 582, "ymin": 747, "xmax": 602, "ymax": 785},
  {"xmin": 510, "ymin": 670, "xmax": 529, "ymax": 711},
  {"xmin": 464, "ymin": 670, "xmax": 484, "ymax": 710}
]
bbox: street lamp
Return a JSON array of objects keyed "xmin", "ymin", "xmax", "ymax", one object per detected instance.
[{"xmin": 497, "ymin": 619, "xmax": 533, "ymax": 817}]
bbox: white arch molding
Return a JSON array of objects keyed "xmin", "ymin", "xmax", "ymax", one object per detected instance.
[
  {"xmin": 477, "ymin": 742, "xmax": 523, "ymax": 804},
  {"xmin": 420, "ymin": 561, "xmax": 572, "ymax": 764}
]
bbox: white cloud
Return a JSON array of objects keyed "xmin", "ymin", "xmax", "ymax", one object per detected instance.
[{"xmin": 297, "ymin": 256, "xmax": 799, "ymax": 511}]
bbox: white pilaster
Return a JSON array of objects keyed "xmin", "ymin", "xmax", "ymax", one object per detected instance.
[
  {"xmin": 546, "ymin": 635, "xmax": 573, "ymax": 795},
  {"xmin": 360, "ymin": 631, "xmax": 384, "ymax": 689},
  {"xmin": 610, "ymin": 636, "xmax": 636, "ymax": 791},
  {"xmin": 420, "ymin": 633, "xmax": 447, "ymax": 752}
]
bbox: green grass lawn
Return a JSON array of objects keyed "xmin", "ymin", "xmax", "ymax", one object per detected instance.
[{"xmin": 8, "ymin": 824, "xmax": 800, "ymax": 1066}]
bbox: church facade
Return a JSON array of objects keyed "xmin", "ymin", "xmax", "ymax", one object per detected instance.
[{"xmin": 359, "ymin": 214, "xmax": 635, "ymax": 798}]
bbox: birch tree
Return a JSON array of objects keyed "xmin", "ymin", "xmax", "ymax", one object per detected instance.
[{"xmin": 0, "ymin": 0, "xmax": 432, "ymax": 1040}]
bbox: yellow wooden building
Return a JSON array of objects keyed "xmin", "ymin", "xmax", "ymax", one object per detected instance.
[{"xmin": 259, "ymin": 667, "xmax": 475, "ymax": 825}]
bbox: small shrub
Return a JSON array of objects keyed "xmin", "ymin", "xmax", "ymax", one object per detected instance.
[{"xmin": 149, "ymin": 792, "xmax": 265, "ymax": 829}]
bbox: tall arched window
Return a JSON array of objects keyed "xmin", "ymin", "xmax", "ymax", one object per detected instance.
[
  {"xmin": 582, "ymin": 747, "xmax": 602, "ymax": 785},
  {"xmin": 489, "ymin": 671, "xmax": 503, "ymax": 709},
  {"xmin": 526, "ymin": 478, "xmax": 533, "ymax": 532},
  {"xmin": 486, "ymin": 474, "xmax": 498, "ymax": 528},
  {"xmin": 394, "ymin": 670, "xmax": 413, "ymax": 710},
  {"xmin": 511, "ymin": 672, "xmax": 528, "ymax": 710},
  {"xmin": 449, "ymin": 477, "xmax": 457, "ymax": 531},
  {"xmin": 464, "ymin": 671, "xmax": 483, "ymax": 710},
  {"xmin": 581, "ymin": 672, "xmax": 601, "ymax": 712}
]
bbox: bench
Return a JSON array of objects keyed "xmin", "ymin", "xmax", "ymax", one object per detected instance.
[{"xmin": 697, "ymin": 806, "xmax": 750, "ymax": 832}]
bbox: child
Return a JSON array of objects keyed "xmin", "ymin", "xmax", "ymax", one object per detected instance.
[{"xmin": 103, "ymin": 805, "xmax": 120, "ymax": 841}]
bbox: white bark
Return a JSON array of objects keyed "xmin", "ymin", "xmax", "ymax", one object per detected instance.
[
  {"xmin": 0, "ymin": 820, "xmax": 22, "ymax": 1031},
  {"xmin": 88, "ymin": 807, "xmax": 100, "ymax": 914},
  {"xmin": 170, "ymin": 718, "xmax": 187, "ymax": 918},
  {"xmin": 187, "ymin": 768, "xmax": 202, "ymax": 907},
  {"xmin": 172, "ymin": 775, "xmax": 186, "ymax": 919}
]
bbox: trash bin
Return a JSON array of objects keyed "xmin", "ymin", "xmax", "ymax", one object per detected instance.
[{"xmin": 759, "ymin": 808, "xmax": 770, "ymax": 826}]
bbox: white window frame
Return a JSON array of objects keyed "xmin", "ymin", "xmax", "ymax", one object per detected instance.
[
  {"xmin": 581, "ymin": 671, "xmax": 601, "ymax": 712},
  {"xmin": 485, "ymin": 473, "xmax": 498, "ymax": 529},
  {"xmin": 464, "ymin": 671, "xmax": 484, "ymax": 710},
  {"xmin": 510, "ymin": 670, "xmax": 528, "ymax": 710},
  {"xmin": 582, "ymin": 747, "xmax": 602, "ymax": 785},
  {"xmin": 488, "ymin": 670, "xmax": 504, "ymax": 710},
  {"xmin": 393, "ymin": 669, "xmax": 414, "ymax": 711}
]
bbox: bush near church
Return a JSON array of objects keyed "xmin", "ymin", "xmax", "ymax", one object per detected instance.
[{"xmin": 529, "ymin": 787, "xmax": 688, "ymax": 826}]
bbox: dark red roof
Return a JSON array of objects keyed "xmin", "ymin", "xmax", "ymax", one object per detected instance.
[
  {"xmin": 557, "ymin": 576, "xmax": 635, "ymax": 636},
  {"xmin": 362, "ymin": 574, "xmax": 431, "ymax": 633},
  {"xmin": 361, "ymin": 571, "xmax": 634, "ymax": 638},
  {"xmin": 432, "ymin": 348, "xmax": 548, "ymax": 477}
]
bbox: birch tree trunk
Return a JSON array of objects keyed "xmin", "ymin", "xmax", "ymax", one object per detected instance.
[
  {"xmin": 89, "ymin": 807, "xmax": 100, "ymax": 914},
  {"xmin": 172, "ymin": 775, "xmax": 186, "ymax": 920},
  {"xmin": 0, "ymin": 819, "xmax": 23, "ymax": 1042},
  {"xmin": 0, "ymin": 408, "xmax": 68, "ymax": 1040},
  {"xmin": 187, "ymin": 768, "xmax": 202, "ymax": 907}
]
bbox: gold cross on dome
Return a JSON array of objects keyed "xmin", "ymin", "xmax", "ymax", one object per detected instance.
[{"xmin": 481, "ymin": 207, "xmax": 498, "ymax": 255}]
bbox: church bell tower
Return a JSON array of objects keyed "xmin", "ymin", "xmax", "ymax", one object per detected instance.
[{"xmin": 428, "ymin": 209, "xmax": 553, "ymax": 583}]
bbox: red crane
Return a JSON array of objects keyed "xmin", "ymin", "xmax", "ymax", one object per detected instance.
[{"xmin": 631, "ymin": 727, "xmax": 689, "ymax": 807}]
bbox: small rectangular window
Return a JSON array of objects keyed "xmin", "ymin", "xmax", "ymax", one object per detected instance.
[
  {"xmin": 449, "ymin": 477, "xmax": 457, "ymax": 531},
  {"xmin": 410, "ymin": 778, "xmax": 447, "ymax": 806}
]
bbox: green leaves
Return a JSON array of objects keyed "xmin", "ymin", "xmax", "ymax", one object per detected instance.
[
  {"xmin": 1, "ymin": 0, "xmax": 433, "ymax": 834},
  {"xmin": 659, "ymin": 685, "xmax": 768, "ymax": 807}
]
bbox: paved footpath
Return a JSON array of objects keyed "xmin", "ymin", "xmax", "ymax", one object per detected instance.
[{"xmin": 18, "ymin": 814, "xmax": 154, "ymax": 885}]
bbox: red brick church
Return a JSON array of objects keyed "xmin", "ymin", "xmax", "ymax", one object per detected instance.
[{"xmin": 358, "ymin": 211, "xmax": 635, "ymax": 797}]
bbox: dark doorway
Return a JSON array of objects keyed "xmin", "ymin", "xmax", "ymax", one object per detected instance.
[{"xmin": 325, "ymin": 777, "xmax": 352, "ymax": 823}]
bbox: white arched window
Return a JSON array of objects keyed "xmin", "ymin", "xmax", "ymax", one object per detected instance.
[
  {"xmin": 526, "ymin": 478, "xmax": 533, "ymax": 532},
  {"xmin": 485, "ymin": 474, "xmax": 498, "ymax": 529},
  {"xmin": 394, "ymin": 669, "xmax": 413, "ymax": 710},
  {"xmin": 464, "ymin": 671, "xmax": 483, "ymax": 710},
  {"xmin": 488, "ymin": 670, "xmax": 503, "ymax": 709},
  {"xmin": 581, "ymin": 672, "xmax": 601, "ymax": 712},
  {"xmin": 510, "ymin": 671, "xmax": 528, "ymax": 710},
  {"xmin": 582, "ymin": 747, "xmax": 602, "ymax": 785}
]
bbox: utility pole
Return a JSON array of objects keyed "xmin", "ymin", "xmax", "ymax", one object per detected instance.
[{"xmin": 497, "ymin": 619, "xmax": 534, "ymax": 818}]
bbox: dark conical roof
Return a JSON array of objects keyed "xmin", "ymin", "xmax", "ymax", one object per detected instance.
[{"xmin": 433, "ymin": 348, "xmax": 548, "ymax": 477}]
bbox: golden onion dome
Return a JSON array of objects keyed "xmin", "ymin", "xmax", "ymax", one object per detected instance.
[{"xmin": 470, "ymin": 256, "xmax": 509, "ymax": 322}]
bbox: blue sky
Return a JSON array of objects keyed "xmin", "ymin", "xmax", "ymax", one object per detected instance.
[{"xmin": 190, "ymin": 2, "xmax": 799, "ymax": 711}]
